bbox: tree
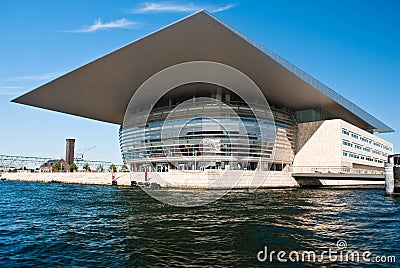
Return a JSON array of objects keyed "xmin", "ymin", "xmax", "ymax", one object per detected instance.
[
  {"xmin": 96, "ymin": 164, "xmax": 104, "ymax": 172},
  {"xmin": 69, "ymin": 162, "xmax": 78, "ymax": 172},
  {"xmin": 109, "ymin": 163, "xmax": 117, "ymax": 173},
  {"xmin": 120, "ymin": 164, "xmax": 128, "ymax": 172},
  {"xmin": 52, "ymin": 161, "xmax": 62, "ymax": 172},
  {"xmin": 83, "ymin": 163, "xmax": 90, "ymax": 172}
]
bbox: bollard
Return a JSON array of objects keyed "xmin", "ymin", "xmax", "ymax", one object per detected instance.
[
  {"xmin": 385, "ymin": 163, "xmax": 394, "ymax": 195},
  {"xmin": 150, "ymin": 182, "xmax": 161, "ymax": 190}
]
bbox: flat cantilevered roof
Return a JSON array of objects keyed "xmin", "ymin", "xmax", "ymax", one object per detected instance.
[{"xmin": 12, "ymin": 11, "xmax": 393, "ymax": 133}]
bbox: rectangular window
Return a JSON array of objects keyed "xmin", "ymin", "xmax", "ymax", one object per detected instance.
[{"xmin": 342, "ymin": 140, "xmax": 353, "ymax": 147}]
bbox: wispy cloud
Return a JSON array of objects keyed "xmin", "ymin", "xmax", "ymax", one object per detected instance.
[
  {"xmin": 1, "ymin": 72, "xmax": 60, "ymax": 95},
  {"xmin": 69, "ymin": 18, "xmax": 139, "ymax": 33},
  {"xmin": 130, "ymin": 2, "xmax": 236, "ymax": 14},
  {"xmin": 5, "ymin": 72, "xmax": 59, "ymax": 82},
  {"xmin": 211, "ymin": 4, "xmax": 235, "ymax": 13},
  {"xmin": 0, "ymin": 86, "xmax": 24, "ymax": 95}
]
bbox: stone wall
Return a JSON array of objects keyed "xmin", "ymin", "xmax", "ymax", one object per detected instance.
[
  {"xmin": 293, "ymin": 120, "xmax": 342, "ymax": 167},
  {"xmin": 131, "ymin": 170, "xmax": 299, "ymax": 188},
  {"xmin": 3, "ymin": 171, "xmax": 299, "ymax": 188},
  {"xmin": 296, "ymin": 120, "xmax": 323, "ymax": 153},
  {"xmin": 3, "ymin": 172, "xmax": 131, "ymax": 186}
]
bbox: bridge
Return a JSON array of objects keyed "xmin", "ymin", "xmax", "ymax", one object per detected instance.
[
  {"xmin": 0, "ymin": 154, "xmax": 122, "ymax": 171},
  {"xmin": 289, "ymin": 166, "xmax": 384, "ymax": 187}
]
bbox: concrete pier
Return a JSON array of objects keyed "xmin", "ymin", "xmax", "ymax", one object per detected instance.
[
  {"xmin": 385, "ymin": 163, "xmax": 395, "ymax": 195},
  {"xmin": 2, "ymin": 172, "xmax": 132, "ymax": 186},
  {"xmin": 1, "ymin": 171, "xmax": 299, "ymax": 188},
  {"xmin": 0, "ymin": 170, "xmax": 387, "ymax": 189}
]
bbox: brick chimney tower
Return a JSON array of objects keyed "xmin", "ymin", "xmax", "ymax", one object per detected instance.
[{"xmin": 66, "ymin": 139, "xmax": 75, "ymax": 165}]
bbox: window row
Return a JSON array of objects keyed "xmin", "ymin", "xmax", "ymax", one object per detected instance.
[
  {"xmin": 342, "ymin": 139, "xmax": 389, "ymax": 157},
  {"xmin": 342, "ymin": 128, "xmax": 392, "ymax": 151},
  {"xmin": 342, "ymin": 150, "xmax": 384, "ymax": 163}
]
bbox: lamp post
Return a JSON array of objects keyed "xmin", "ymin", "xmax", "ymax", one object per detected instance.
[{"xmin": 194, "ymin": 149, "xmax": 197, "ymax": 171}]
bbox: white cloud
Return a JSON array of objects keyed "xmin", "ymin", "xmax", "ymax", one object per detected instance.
[
  {"xmin": 70, "ymin": 18, "xmax": 139, "ymax": 33},
  {"xmin": 130, "ymin": 2, "xmax": 236, "ymax": 14},
  {"xmin": 0, "ymin": 86, "xmax": 24, "ymax": 95},
  {"xmin": 2, "ymin": 72, "xmax": 60, "ymax": 95},
  {"xmin": 134, "ymin": 2, "xmax": 197, "ymax": 13},
  {"xmin": 5, "ymin": 72, "xmax": 59, "ymax": 82},
  {"xmin": 211, "ymin": 4, "xmax": 235, "ymax": 12}
]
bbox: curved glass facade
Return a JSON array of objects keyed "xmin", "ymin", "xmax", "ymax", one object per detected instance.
[{"xmin": 120, "ymin": 83, "xmax": 296, "ymax": 172}]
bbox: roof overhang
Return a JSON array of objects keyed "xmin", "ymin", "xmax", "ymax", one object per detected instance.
[{"xmin": 12, "ymin": 11, "xmax": 393, "ymax": 133}]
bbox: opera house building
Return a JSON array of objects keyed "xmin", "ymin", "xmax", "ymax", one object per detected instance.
[{"xmin": 13, "ymin": 11, "xmax": 394, "ymax": 188}]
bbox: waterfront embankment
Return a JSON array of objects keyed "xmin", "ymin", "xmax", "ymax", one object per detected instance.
[
  {"xmin": 1, "ymin": 172, "xmax": 132, "ymax": 186},
  {"xmin": 1, "ymin": 171, "xmax": 299, "ymax": 188},
  {"xmin": 0, "ymin": 170, "xmax": 385, "ymax": 188}
]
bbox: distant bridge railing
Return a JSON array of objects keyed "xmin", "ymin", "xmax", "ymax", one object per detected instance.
[
  {"xmin": 0, "ymin": 154, "xmax": 122, "ymax": 171},
  {"xmin": 288, "ymin": 166, "xmax": 384, "ymax": 175}
]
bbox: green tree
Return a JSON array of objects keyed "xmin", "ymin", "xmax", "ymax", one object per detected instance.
[
  {"xmin": 109, "ymin": 163, "xmax": 117, "ymax": 173},
  {"xmin": 83, "ymin": 163, "xmax": 90, "ymax": 172},
  {"xmin": 96, "ymin": 164, "xmax": 104, "ymax": 172},
  {"xmin": 69, "ymin": 162, "xmax": 78, "ymax": 172},
  {"xmin": 120, "ymin": 164, "xmax": 128, "ymax": 172},
  {"xmin": 52, "ymin": 161, "xmax": 62, "ymax": 172}
]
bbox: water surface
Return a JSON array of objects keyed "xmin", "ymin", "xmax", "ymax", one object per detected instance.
[{"xmin": 0, "ymin": 181, "xmax": 399, "ymax": 267}]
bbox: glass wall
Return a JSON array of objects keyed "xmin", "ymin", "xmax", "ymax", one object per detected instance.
[
  {"xmin": 294, "ymin": 108, "xmax": 335, "ymax": 123},
  {"xmin": 120, "ymin": 83, "xmax": 296, "ymax": 171}
]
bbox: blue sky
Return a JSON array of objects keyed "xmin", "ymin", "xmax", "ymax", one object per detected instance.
[{"xmin": 1, "ymin": 0, "xmax": 399, "ymax": 164}]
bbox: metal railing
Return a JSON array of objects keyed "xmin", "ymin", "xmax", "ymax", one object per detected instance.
[{"xmin": 288, "ymin": 166, "xmax": 384, "ymax": 175}]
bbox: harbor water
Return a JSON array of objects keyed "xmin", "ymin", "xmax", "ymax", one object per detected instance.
[{"xmin": 0, "ymin": 181, "xmax": 399, "ymax": 267}]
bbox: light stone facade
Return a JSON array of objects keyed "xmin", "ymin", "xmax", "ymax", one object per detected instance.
[{"xmin": 293, "ymin": 119, "xmax": 393, "ymax": 170}]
